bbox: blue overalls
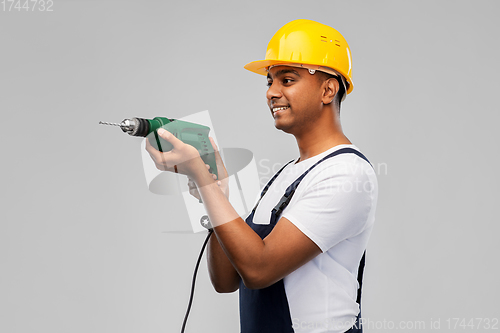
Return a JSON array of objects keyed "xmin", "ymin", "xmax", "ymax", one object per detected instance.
[{"xmin": 239, "ymin": 148, "xmax": 371, "ymax": 333}]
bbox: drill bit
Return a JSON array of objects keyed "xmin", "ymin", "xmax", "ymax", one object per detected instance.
[
  {"xmin": 99, "ymin": 118, "xmax": 144, "ymax": 136},
  {"xmin": 99, "ymin": 121, "xmax": 121, "ymax": 127}
]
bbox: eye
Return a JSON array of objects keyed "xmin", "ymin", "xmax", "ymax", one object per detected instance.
[
  {"xmin": 266, "ymin": 80, "xmax": 273, "ymax": 87},
  {"xmin": 282, "ymin": 78, "xmax": 294, "ymax": 85}
]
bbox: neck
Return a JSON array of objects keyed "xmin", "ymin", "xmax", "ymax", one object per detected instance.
[{"xmin": 294, "ymin": 108, "xmax": 351, "ymax": 163}]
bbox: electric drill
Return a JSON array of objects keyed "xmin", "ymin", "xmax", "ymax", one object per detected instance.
[{"xmin": 99, "ymin": 117, "xmax": 217, "ymax": 178}]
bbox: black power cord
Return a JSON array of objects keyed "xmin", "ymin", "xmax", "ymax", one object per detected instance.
[{"xmin": 180, "ymin": 229, "xmax": 214, "ymax": 333}]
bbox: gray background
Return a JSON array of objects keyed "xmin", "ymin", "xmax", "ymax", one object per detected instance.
[{"xmin": 1, "ymin": 0, "xmax": 499, "ymax": 332}]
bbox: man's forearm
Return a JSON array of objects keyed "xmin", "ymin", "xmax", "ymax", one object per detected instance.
[
  {"xmin": 193, "ymin": 169, "xmax": 267, "ymax": 288},
  {"xmin": 207, "ymin": 232, "xmax": 240, "ymax": 293}
]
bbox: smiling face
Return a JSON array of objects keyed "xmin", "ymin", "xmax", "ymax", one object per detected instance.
[{"xmin": 266, "ymin": 66, "xmax": 330, "ymax": 135}]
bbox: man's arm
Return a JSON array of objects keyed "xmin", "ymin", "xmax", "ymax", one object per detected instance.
[
  {"xmin": 146, "ymin": 129, "xmax": 322, "ymax": 289},
  {"xmin": 207, "ymin": 232, "xmax": 240, "ymax": 293},
  {"xmin": 194, "ymin": 169, "xmax": 321, "ymax": 290}
]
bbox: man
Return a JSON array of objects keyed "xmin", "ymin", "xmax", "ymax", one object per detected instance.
[{"xmin": 146, "ymin": 19, "xmax": 378, "ymax": 333}]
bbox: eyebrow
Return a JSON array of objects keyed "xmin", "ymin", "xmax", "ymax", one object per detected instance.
[{"xmin": 267, "ymin": 68, "xmax": 301, "ymax": 80}]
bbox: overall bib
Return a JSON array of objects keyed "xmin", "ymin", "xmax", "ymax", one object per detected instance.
[{"xmin": 239, "ymin": 148, "xmax": 371, "ymax": 333}]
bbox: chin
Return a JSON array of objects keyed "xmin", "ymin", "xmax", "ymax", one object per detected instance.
[{"xmin": 274, "ymin": 121, "xmax": 294, "ymax": 134}]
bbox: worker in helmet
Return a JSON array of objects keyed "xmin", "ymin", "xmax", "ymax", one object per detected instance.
[{"xmin": 146, "ymin": 19, "xmax": 378, "ymax": 333}]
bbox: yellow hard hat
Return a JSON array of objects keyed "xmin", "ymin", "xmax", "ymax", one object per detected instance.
[{"xmin": 244, "ymin": 19, "xmax": 354, "ymax": 95}]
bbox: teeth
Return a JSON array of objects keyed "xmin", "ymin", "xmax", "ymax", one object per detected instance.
[{"xmin": 272, "ymin": 106, "xmax": 289, "ymax": 112}]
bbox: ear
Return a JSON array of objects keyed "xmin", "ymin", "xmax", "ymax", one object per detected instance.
[{"xmin": 322, "ymin": 78, "xmax": 339, "ymax": 105}]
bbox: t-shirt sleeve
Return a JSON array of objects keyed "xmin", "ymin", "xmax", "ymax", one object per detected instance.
[{"xmin": 282, "ymin": 160, "xmax": 376, "ymax": 252}]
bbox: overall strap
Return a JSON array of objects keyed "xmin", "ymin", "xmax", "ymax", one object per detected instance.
[
  {"xmin": 250, "ymin": 159, "xmax": 295, "ymax": 214},
  {"xmin": 356, "ymin": 252, "xmax": 366, "ymax": 304}
]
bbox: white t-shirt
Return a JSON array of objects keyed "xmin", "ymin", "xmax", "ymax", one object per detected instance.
[{"xmin": 252, "ymin": 144, "xmax": 378, "ymax": 333}]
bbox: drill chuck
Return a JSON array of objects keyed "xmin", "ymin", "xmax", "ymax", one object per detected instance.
[{"xmin": 118, "ymin": 117, "xmax": 151, "ymax": 137}]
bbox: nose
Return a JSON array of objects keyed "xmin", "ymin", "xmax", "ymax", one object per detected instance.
[{"xmin": 266, "ymin": 81, "xmax": 282, "ymax": 101}]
